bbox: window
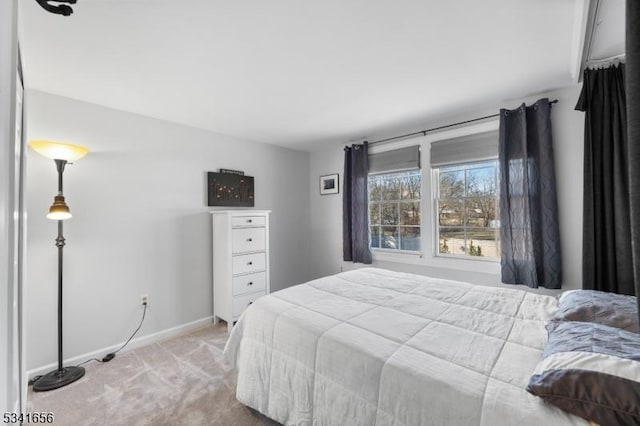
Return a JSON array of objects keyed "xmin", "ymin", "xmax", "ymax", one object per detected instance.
[
  {"xmin": 435, "ymin": 161, "xmax": 499, "ymax": 259},
  {"xmin": 369, "ymin": 170, "xmax": 421, "ymax": 252}
]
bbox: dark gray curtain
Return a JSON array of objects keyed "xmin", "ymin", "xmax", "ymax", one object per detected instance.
[
  {"xmin": 627, "ymin": 0, "xmax": 640, "ymax": 321},
  {"xmin": 499, "ymin": 98, "xmax": 562, "ymax": 288},
  {"xmin": 343, "ymin": 142, "xmax": 372, "ymax": 264},
  {"xmin": 575, "ymin": 65, "xmax": 634, "ymax": 295}
]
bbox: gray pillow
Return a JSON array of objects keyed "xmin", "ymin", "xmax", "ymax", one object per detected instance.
[
  {"xmin": 527, "ymin": 321, "xmax": 640, "ymax": 426},
  {"xmin": 552, "ymin": 290, "xmax": 639, "ymax": 333}
]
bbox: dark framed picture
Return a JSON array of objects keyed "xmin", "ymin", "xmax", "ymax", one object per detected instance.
[
  {"xmin": 207, "ymin": 172, "xmax": 254, "ymax": 207},
  {"xmin": 320, "ymin": 174, "xmax": 339, "ymax": 195}
]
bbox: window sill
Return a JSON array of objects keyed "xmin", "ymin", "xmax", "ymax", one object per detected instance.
[
  {"xmin": 371, "ymin": 248, "xmax": 421, "ymax": 256},
  {"xmin": 435, "ymin": 253, "xmax": 499, "ymax": 263},
  {"xmin": 372, "ymin": 249, "xmax": 500, "ymax": 274}
]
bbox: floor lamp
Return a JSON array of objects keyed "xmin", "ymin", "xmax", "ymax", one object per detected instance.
[{"xmin": 29, "ymin": 140, "xmax": 89, "ymax": 392}]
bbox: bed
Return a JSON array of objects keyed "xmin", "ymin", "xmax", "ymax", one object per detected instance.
[{"xmin": 223, "ymin": 268, "xmax": 589, "ymax": 425}]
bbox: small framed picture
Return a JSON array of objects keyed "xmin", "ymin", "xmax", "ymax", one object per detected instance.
[{"xmin": 320, "ymin": 174, "xmax": 339, "ymax": 195}]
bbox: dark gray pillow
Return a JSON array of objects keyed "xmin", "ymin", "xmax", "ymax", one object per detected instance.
[
  {"xmin": 553, "ymin": 290, "xmax": 639, "ymax": 333},
  {"xmin": 527, "ymin": 321, "xmax": 640, "ymax": 426}
]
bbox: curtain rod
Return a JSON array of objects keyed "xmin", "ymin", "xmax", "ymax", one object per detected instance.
[
  {"xmin": 586, "ymin": 53, "xmax": 626, "ymax": 65},
  {"xmin": 368, "ymin": 99, "xmax": 558, "ymax": 146}
]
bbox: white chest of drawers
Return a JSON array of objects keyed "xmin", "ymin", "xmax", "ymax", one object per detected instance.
[{"xmin": 211, "ymin": 210, "xmax": 271, "ymax": 332}]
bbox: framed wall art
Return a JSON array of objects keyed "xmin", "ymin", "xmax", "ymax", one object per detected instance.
[
  {"xmin": 320, "ymin": 174, "xmax": 339, "ymax": 195},
  {"xmin": 208, "ymin": 172, "xmax": 254, "ymax": 207}
]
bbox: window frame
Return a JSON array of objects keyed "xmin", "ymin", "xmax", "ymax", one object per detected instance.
[
  {"xmin": 366, "ymin": 120, "xmax": 500, "ymax": 275},
  {"xmin": 432, "ymin": 160, "xmax": 500, "ymax": 263},
  {"xmin": 368, "ymin": 169, "xmax": 422, "ymax": 255}
]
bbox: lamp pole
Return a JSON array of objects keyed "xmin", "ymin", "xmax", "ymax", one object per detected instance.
[{"xmin": 55, "ymin": 159, "xmax": 66, "ymax": 374}]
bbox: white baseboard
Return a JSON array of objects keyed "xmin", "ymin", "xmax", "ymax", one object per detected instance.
[{"xmin": 26, "ymin": 316, "xmax": 214, "ymax": 380}]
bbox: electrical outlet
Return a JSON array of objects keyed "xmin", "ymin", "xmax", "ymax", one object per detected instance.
[{"xmin": 141, "ymin": 294, "xmax": 148, "ymax": 305}]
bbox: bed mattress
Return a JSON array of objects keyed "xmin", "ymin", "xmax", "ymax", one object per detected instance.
[{"xmin": 224, "ymin": 268, "xmax": 586, "ymax": 425}]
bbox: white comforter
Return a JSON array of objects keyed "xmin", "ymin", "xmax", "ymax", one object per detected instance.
[{"xmin": 224, "ymin": 268, "xmax": 586, "ymax": 426}]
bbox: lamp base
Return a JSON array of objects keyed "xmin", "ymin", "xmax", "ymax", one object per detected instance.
[{"xmin": 32, "ymin": 366, "xmax": 85, "ymax": 392}]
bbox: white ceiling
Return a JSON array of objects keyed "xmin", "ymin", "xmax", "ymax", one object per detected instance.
[{"xmin": 20, "ymin": 0, "xmax": 593, "ymax": 151}]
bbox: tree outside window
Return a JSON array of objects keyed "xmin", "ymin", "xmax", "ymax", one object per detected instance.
[
  {"xmin": 436, "ymin": 161, "xmax": 499, "ymax": 259},
  {"xmin": 369, "ymin": 170, "xmax": 421, "ymax": 252}
]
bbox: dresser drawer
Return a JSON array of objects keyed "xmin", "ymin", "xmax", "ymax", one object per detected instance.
[
  {"xmin": 232, "ymin": 291, "xmax": 265, "ymax": 317},
  {"xmin": 232, "ymin": 227, "xmax": 266, "ymax": 254},
  {"xmin": 232, "ymin": 215, "xmax": 266, "ymax": 227},
  {"xmin": 232, "ymin": 271, "xmax": 267, "ymax": 296},
  {"xmin": 232, "ymin": 252, "xmax": 266, "ymax": 275}
]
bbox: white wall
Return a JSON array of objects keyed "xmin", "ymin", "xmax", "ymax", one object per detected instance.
[
  {"xmin": 24, "ymin": 82, "xmax": 585, "ymax": 371},
  {"xmin": 0, "ymin": 0, "xmax": 22, "ymax": 415},
  {"xmin": 309, "ymin": 84, "xmax": 584, "ymax": 294},
  {"xmin": 24, "ymin": 90, "xmax": 311, "ymax": 371}
]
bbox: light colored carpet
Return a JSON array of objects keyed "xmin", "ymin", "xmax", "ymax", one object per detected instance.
[{"xmin": 27, "ymin": 323, "xmax": 279, "ymax": 426}]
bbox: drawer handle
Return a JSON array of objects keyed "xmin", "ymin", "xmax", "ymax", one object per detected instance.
[
  {"xmin": 247, "ymin": 282, "xmax": 253, "ymax": 286},
  {"xmin": 247, "ymin": 261, "xmax": 253, "ymax": 266},
  {"xmin": 246, "ymin": 238, "xmax": 253, "ymax": 242},
  {"xmin": 247, "ymin": 219, "xmax": 253, "ymax": 223}
]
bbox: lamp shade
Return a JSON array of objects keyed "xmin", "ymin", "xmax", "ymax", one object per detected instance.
[
  {"xmin": 46, "ymin": 195, "xmax": 72, "ymax": 220},
  {"xmin": 29, "ymin": 140, "xmax": 89, "ymax": 162}
]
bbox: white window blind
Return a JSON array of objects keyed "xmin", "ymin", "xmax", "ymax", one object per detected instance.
[
  {"xmin": 430, "ymin": 131, "xmax": 498, "ymax": 167},
  {"xmin": 369, "ymin": 145, "xmax": 420, "ymax": 175}
]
